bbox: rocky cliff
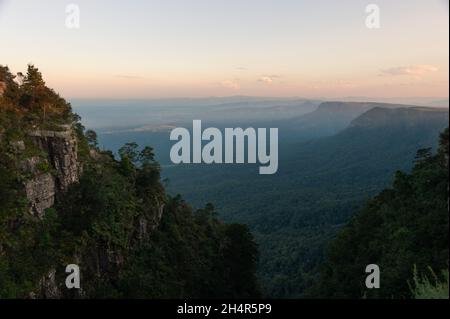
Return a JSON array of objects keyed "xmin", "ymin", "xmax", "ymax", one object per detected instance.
[
  {"xmin": 20, "ymin": 126, "xmax": 80, "ymax": 218},
  {"xmin": 1, "ymin": 64, "xmax": 261, "ymax": 299}
]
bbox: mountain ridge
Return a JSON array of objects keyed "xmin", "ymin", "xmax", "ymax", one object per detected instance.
[{"xmin": 349, "ymin": 106, "xmax": 449, "ymax": 129}]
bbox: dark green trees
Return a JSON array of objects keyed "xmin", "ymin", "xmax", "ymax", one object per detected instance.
[
  {"xmin": 54, "ymin": 149, "xmax": 260, "ymax": 298},
  {"xmin": 116, "ymin": 200, "xmax": 261, "ymax": 298},
  {"xmin": 313, "ymin": 128, "xmax": 449, "ymax": 299},
  {"xmin": 221, "ymin": 223, "xmax": 261, "ymax": 298}
]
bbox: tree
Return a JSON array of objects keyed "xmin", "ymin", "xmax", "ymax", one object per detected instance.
[
  {"xmin": 118, "ymin": 142, "xmax": 139, "ymax": 177},
  {"xmin": 0, "ymin": 65, "xmax": 20, "ymax": 103},
  {"xmin": 313, "ymin": 128, "xmax": 449, "ymax": 299},
  {"xmin": 221, "ymin": 224, "xmax": 261, "ymax": 298},
  {"xmin": 414, "ymin": 147, "xmax": 432, "ymax": 163},
  {"xmin": 22, "ymin": 64, "xmax": 45, "ymax": 90},
  {"xmin": 138, "ymin": 146, "xmax": 155, "ymax": 166},
  {"xmin": 85, "ymin": 130, "xmax": 98, "ymax": 148},
  {"xmin": 437, "ymin": 128, "xmax": 449, "ymax": 167},
  {"xmin": 119, "ymin": 142, "xmax": 139, "ymax": 164}
]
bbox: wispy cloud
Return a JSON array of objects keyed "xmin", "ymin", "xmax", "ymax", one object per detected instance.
[
  {"xmin": 380, "ymin": 65, "xmax": 438, "ymax": 77},
  {"xmin": 220, "ymin": 80, "xmax": 240, "ymax": 90},
  {"xmin": 115, "ymin": 74, "xmax": 147, "ymax": 80}
]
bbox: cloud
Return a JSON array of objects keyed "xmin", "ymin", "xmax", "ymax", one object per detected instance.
[
  {"xmin": 258, "ymin": 76, "xmax": 273, "ymax": 84},
  {"xmin": 220, "ymin": 80, "xmax": 240, "ymax": 90},
  {"xmin": 115, "ymin": 74, "xmax": 147, "ymax": 80},
  {"xmin": 380, "ymin": 65, "xmax": 438, "ymax": 77},
  {"xmin": 257, "ymin": 75, "xmax": 281, "ymax": 84}
]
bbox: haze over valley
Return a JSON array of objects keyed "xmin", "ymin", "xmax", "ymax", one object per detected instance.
[{"xmin": 72, "ymin": 97, "xmax": 449, "ymax": 297}]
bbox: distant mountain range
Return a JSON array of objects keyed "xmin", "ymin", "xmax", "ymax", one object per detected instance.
[
  {"xmin": 335, "ymin": 96, "xmax": 449, "ymax": 108},
  {"xmin": 72, "ymin": 97, "xmax": 448, "ymax": 132}
]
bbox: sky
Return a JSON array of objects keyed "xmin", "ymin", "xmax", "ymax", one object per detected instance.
[{"xmin": 0, "ymin": 0, "xmax": 448, "ymax": 99}]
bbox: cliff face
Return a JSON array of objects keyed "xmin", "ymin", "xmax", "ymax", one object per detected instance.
[
  {"xmin": 11, "ymin": 124, "xmax": 168, "ymax": 298},
  {"xmin": 2, "ymin": 65, "xmax": 228, "ymax": 299},
  {"xmin": 20, "ymin": 126, "xmax": 80, "ymax": 218}
]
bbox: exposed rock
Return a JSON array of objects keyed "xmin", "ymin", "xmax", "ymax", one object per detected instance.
[
  {"xmin": 24, "ymin": 173, "xmax": 56, "ymax": 218},
  {"xmin": 20, "ymin": 156, "xmax": 45, "ymax": 175},
  {"xmin": 31, "ymin": 127, "xmax": 79, "ymax": 192},
  {"xmin": 22, "ymin": 126, "xmax": 80, "ymax": 217},
  {"xmin": 137, "ymin": 196, "xmax": 165, "ymax": 241},
  {"xmin": 10, "ymin": 122, "xmax": 167, "ymax": 297},
  {"xmin": 11, "ymin": 140, "xmax": 25, "ymax": 152},
  {"xmin": 39, "ymin": 269, "xmax": 62, "ymax": 299}
]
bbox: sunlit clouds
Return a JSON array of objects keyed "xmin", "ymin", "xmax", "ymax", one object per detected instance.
[
  {"xmin": 380, "ymin": 65, "xmax": 439, "ymax": 78},
  {"xmin": 220, "ymin": 80, "xmax": 241, "ymax": 91}
]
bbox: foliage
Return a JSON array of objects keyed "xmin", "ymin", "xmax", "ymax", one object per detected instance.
[
  {"xmin": 0, "ymin": 65, "xmax": 261, "ymax": 298},
  {"xmin": 1, "ymin": 64, "xmax": 73, "ymax": 129},
  {"xmin": 410, "ymin": 267, "xmax": 449, "ymax": 299},
  {"xmin": 311, "ymin": 128, "xmax": 449, "ymax": 298},
  {"xmin": 164, "ymin": 116, "xmax": 448, "ymax": 298}
]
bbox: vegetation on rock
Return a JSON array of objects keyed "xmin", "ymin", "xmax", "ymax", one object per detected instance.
[{"xmin": 0, "ymin": 65, "xmax": 260, "ymax": 298}]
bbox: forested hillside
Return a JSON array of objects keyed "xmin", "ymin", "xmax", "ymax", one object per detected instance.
[
  {"xmin": 164, "ymin": 105, "xmax": 449, "ymax": 298},
  {"xmin": 0, "ymin": 65, "xmax": 260, "ymax": 298},
  {"xmin": 313, "ymin": 128, "xmax": 448, "ymax": 298}
]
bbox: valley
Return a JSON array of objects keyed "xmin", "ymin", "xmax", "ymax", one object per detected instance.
[{"xmin": 74, "ymin": 98, "xmax": 449, "ymax": 297}]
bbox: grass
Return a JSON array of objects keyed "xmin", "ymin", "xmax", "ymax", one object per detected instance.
[{"xmin": 410, "ymin": 266, "xmax": 449, "ymax": 299}]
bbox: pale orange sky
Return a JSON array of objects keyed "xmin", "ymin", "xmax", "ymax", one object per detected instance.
[{"xmin": 0, "ymin": 0, "xmax": 448, "ymax": 99}]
